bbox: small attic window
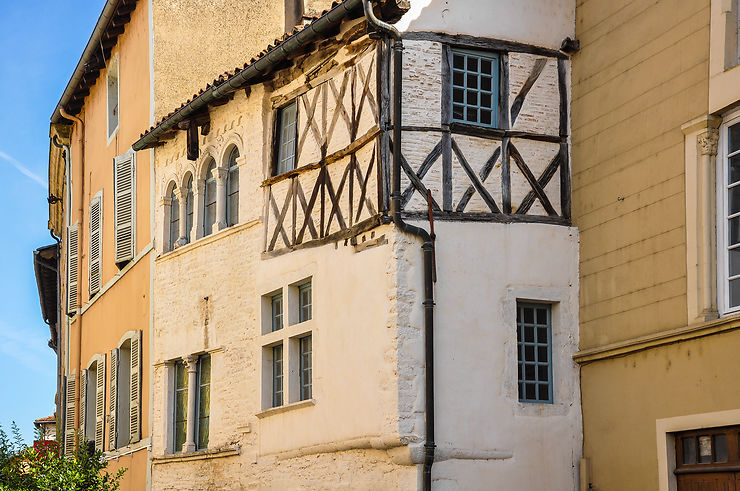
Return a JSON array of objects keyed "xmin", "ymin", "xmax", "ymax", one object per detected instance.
[{"xmin": 107, "ymin": 55, "xmax": 119, "ymax": 139}]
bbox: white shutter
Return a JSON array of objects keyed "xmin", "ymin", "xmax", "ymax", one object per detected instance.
[
  {"xmin": 95, "ymin": 356, "xmax": 105, "ymax": 452},
  {"xmin": 89, "ymin": 193, "xmax": 102, "ymax": 296},
  {"xmin": 64, "ymin": 373, "xmax": 76, "ymax": 455},
  {"xmin": 66, "ymin": 224, "xmax": 79, "ymax": 314},
  {"xmin": 79, "ymin": 369, "xmax": 87, "ymax": 442},
  {"xmin": 129, "ymin": 331, "xmax": 141, "ymax": 443},
  {"xmin": 114, "ymin": 153, "xmax": 136, "ymax": 264},
  {"xmin": 109, "ymin": 349, "xmax": 118, "ymax": 451}
]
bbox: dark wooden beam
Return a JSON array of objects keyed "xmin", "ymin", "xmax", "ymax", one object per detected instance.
[{"xmin": 403, "ymin": 31, "xmax": 569, "ymax": 59}]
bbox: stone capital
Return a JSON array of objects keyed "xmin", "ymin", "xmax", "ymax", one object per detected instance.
[
  {"xmin": 213, "ymin": 166, "xmax": 229, "ymax": 182},
  {"xmin": 161, "ymin": 197, "xmax": 172, "ymax": 207},
  {"xmin": 236, "ymin": 156, "xmax": 249, "ymax": 167},
  {"xmin": 698, "ymin": 129, "xmax": 719, "ymax": 156},
  {"xmin": 184, "ymin": 354, "xmax": 199, "ymax": 372},
  {"xmin": 173, "ymin": 188, "xmax": 188, "ymax": 201}
]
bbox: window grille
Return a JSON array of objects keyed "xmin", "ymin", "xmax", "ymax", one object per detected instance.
[
  {"xmin": 516, "ymin": 302, "xmax": 553, "ymax": 403},
  {"xmin": 451, "ymin": 49, "xmax": 499, "ymax": 128}
]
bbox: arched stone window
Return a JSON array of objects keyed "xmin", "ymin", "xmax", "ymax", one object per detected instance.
[
  {"xmin": 226, "ymin": 146, "xmax": 239, "ymax": 227},
  {"xmin": 169, "ymin": 185, "xmax": 179, "ymax": 251},
  {"xmin": 185, "ymin": 174, "xmax": 194, "ymax": 243},
  {"xmin": 203, "ymin": 159, "xmax": 217, "ymax": 236}
]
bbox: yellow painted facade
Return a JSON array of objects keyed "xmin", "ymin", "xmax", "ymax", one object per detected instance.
[{"xmin": 573, "ymin": 0, "xmax": 740, "ymax": 489}]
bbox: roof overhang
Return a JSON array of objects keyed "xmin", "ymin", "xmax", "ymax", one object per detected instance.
[
  {"xmin": 51, "ymin": 0, "xmax": 138, "ymax": 124},
  {"xmin": 33, "ymin": 244, "xmax": 59, "ymax": 352}
]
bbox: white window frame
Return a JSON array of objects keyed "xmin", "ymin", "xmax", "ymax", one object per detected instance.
[{"xmin": 717, "ymin": 109, "xmax": 740, "ymax": 315}]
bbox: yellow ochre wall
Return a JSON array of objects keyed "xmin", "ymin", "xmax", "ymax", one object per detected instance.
[
  {"xmin": 571, "ymin": 0, "xmax": 717, "ymax": 489},
  {"xmin": 64, "ymin": 1, "xmax": 151, "ymax": 489}
]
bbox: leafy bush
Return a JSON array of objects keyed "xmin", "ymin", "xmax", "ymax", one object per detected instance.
[{"xmin": 0, "ymin": 423, "xmax": 125, "ymax": 491}]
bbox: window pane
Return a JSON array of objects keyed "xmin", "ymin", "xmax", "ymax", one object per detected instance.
[
  {"xmin": 537, "ymin": 326, "xmax": 548, "ymax": 343},
  {"xmin": 481, "ymin": 59, "xmax": 492, "ymax": 75},
  {"xmin": 730, "ymin": 248, "xmax": 740, "ymax": 277},
  {"xmin": 729, "ymin": 278, "xmax": 740, "ymax": 307},
  {"xmin": 538, "ymin": 365, "xmax": 549, "ymax": 382},
  {"xmin": 537, "ymin": 384, "xmax": 549, "ymax": 401},
  {"xmin": 453, "ymin": 54, "xmax": 465, "ymax": 69},
  {"xmin": 466, "ymin": 73, "xmax": 478, "ymax": 89},
  {"xmin": 525, "ymin": 383, "xmax": 536, "ymax": 400},
  {"xmin": 524, "ymin": 345, "xmax": 535, "ymax": 360},
  {"xmin": 299, "ymin": 282, "xmax": 312, "ymax": 322},
  {"xmin": 714, "ymin": 434, "xmax": 728, "ymax": 463},
  {"xmin": 466, "ymin": 106, "xmax": 478, "ymax": 123},
  {"xmin": 169, "ymin": 189, "xmax": 179, "ymax": 250},
  {"xmin": 682, "ymin": 437, "xmax": 696, "ymax": 464},
  {"xmin": 523, "ymin": 308, "xmax": 534, "ymax": 324},
  {"xmin": 466, "ymin": 90, "xmax": 478, "ymax": 106},
  {"xmin": 730, "ymin": 216, "xmax": 740, "ymax": 246},
  {"xmin": 227, "ymin": 167, "xmax": 239, "ymax": 227},
  {"xmin": 698, "ymin": 435, "xmax": 712, "ymax": 463},
  {"xmin": 300, "ymin": 336, "xmax": 312, "ymax": 401},
  {"xmin": 729, "ymin": 155, "xmax": 740, "ymax": 184},
  {"xmin": 272, "ymin": 345, "xmax": 283, "ymax": 407},
  {"xmin": 467, "ymin": 56, "xmax": 478, "ymax": 72},
  {"xmin": 730, "ymin": 123, "xmax": 740, "ymax": 154},
  {"xmin": 524, "ymin": 364, "xmax": 535, "ymax": 380},
  {"xmin": 453, "ymin": 71, "xmax": 465, "ymax": 87},
  {"xmin": 537, "ymin": 308, "xmax": 548, "ymax": 324},
  {"xmin": 197, "ymin": 355, "xmax": 210, "ymax": 450},
  {"xmin": 537, "ymin": 345, "xmax": 548, "ymax": 362},
  {"xmin": 481, "ymin": 76, "xmax": 492, "ymax": 92},
  {"xmin": 453, "ymin": 104, "xmax": 464, "ymax": 121}
]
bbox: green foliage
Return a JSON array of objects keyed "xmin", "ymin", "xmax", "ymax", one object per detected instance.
[{"xmin": 0, "ymin": 423, "xmax": 126, "ymax": 491}]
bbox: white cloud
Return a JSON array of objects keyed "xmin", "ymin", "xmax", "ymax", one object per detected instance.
[{"xmin": 0, "ymin": 150, "xmax": 46, "ymax": 188}]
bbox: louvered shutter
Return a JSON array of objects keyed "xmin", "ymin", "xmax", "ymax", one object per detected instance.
[
  {"xmin": 130, "ymin": 331, "xmax": 141, "ymax": 443},
  {"xmin": 95, "ymin": 356, "xmax": 105, "ymax": 452},
  {"xmin": 66, "ymin": 225, "xmax": 79, "ymax": 314},
  {"xmin": 89, "ymin": 194, "xmax": 102, "ymax": 296},
  {"xmin": 109, "ymin": 349, "xmax": 118, "ymax": 451},
  {"xmin": 79, "ymin": 369, "xmax": 87, "ymax": 442},
  {"xmin": 64, "ymin": 373, "xmax": 76, "ymax": 455},
  {"xmin": 114, "ymin": 153, "xmax": 136, "ymax": 264}
]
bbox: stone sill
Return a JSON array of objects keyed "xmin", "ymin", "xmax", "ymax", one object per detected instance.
[
  {"xmin": 156, "ymin": 219, "xmax": 260, "ymax": 263},
  {"xmin": 256, "ymin": 399, "xmax": 315, "ymax": 419},
  {"xmin": 151, "ymin": 446, "xmax": 239, "ymax": 464}
]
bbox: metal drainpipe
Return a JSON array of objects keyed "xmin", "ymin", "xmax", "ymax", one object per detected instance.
[
  {"xmin": 59, "ymin": 107, "xmax": 84, "ymax": 436},
  {"xmin": 362, "ymin": 2, "xmax": 436, "ymax": 489}
]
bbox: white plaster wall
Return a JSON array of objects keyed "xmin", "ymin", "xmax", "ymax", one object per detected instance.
[
  {"xmin": 396, "ymin": 221, "xmax": 582, "ymax": 490},
  {"xmin": 399, "ymin": 0, "xmax": 575, "ymax": 50}
]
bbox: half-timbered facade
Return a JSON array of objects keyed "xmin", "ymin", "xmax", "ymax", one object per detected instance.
[{"xmin": 137, "ymin": 0, "xmax": 581, "ymax": 488}]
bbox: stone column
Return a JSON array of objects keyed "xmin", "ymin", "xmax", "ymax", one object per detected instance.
[
  {"xmin": 174, "ymin": 188, "xmax": 188, "ymax": 247},
  {"xmin": 183, "ymin": 354, "xmax": 198, "ymax": 453},
  {"xmin": 193, "ymin": 180, "xmax": 205, "ymax": 240},
  {"xmin": 698, "ymin": 128, "xmax": 719, "ymax": 320},
  {"xmin": 213, "ymin": 166, "xmax": 229, "ymax": 233}
]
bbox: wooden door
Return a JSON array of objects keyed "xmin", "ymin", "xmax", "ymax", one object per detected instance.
[{"xmin": 677, "ymin": 472, "xmax": 737, "ymax": 491}]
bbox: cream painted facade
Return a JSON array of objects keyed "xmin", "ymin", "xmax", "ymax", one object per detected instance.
[
  {"xmin": 146, "ymin": 1, "xmax": 581, "ymax": 489},
  {"xmin": 573, "ymin": 0, "xmax": 740, "ymax": 490}
]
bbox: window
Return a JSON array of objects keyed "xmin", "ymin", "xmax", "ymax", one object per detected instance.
[
  {"xmin": 226, "ymin": 147, "xmax": 239, "ymax": 227},
  {"xmin": 80, "ymin": 355, "xmax": 105, "ymax": 452},
  {"xmin": 261, "ymin": 278, "xmax": 315, "ymax": 411},
  {"xmin": 67, "ymin": 223, "xmax": 79, "ymax": 315},
  {"xmin": 271, "ymin": 293, "xmax": 283, "ymax": 332},
  {"xmin": 299, "ymin": 335, "xmax": 312, "ymax": 401},
  {"xmin": 89, "ymin": 191, "xmax": 102, "ymax": 297},
  {"xmin": 275, "ymin": 101, "xmax": 298, "ymax": 175},
  {"xmin": 109, "ymin": 331, "xmax": 141, "ymax": 451},
  {"xmin": 724, "ymin": 121, "xmax": 740, "ymax": 311},
  {"xmin": 516, "ymin": 302, "xmax": 552, "ymax": 403},
  {"xmin": 185, "ymin": 175, "xmax": 193, "ymax": 244},
  {"xmin": 173, "ymin": 360, "xmax": 187, "ymax": 453},
  {"xmin": 299, "ymin": 282, "xmax": 312, "ymax": 322},
  {"xmin": 113, "ymin": 152, "xmax": 136, "ymax": 264},
  {"xmin": 196, "ymin": 354, "xmax": 210, "ymax": 450},
  {"xmin": 169, "ymin": 186, "xmax": 179, "ymax": 252},
  {"xmin": 451, "ymin": 49, "xmax": 499, "ymax": 128},
  {"xmin": 203, "ymin": 159, "xmax": 216, "ymax": 236},
  {"xmin": 107, "ymin": 54, "xmax": 119, "ymax": 139}
]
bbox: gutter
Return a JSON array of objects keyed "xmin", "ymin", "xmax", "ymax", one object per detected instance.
[
  {"xmin": 51, "ymin": 0, "xmax": 120, "ymax": 124},
  {"xmin": 362, "ymin": 2, "xmax": 436, "ymax": 489},
  {"xmin": 132, "ymin": 0, "xmax": 365, "ymax": 151}
]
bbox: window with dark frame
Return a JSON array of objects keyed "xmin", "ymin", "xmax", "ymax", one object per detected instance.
[
  {"xmin": 451, "ymin": 49, "xmax": 499, "ymax": 128},
  {"xmin": 185, "ymin": 175, "xmax": 193, "ymax": 244},
  {"xmin": 226, "ymin": 147, "xmax": 239, "ymax": 227},
  {"xmin": 516, "ymin": 302, "xmax": 552, "ymax": 403},
  {"xmin": 173, "ymin": 360, "xmax": 187, "ymax": 453},
  {"xmin": 203, "ymin": 160, "xmax": 217, "ymax": 236},
  {"xmin": 299, "ymin": 282, "xmax": 312, "ymax": 323},
  {"xmin": 275, "ymin": 101, "xmax": 298, "ymax": 175},
  {"xmin": 674, "ymin": 426, "xmax": 740, "ymax": 474},
  {"xmin": 299, "ymin": 335, "xmax": 312, "ymax": 401},
  {"xmin": 272, "ymin": 344, "xmax": 284, "ymax": 407},
  {"xmin": 196, "ymin": 354, "xmax": 210, "ymax": 450},
  {"xmin": 169, "ymin": 186, "xmax": 179, "ymax": 251}
]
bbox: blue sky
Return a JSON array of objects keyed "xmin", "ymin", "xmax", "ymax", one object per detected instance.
[{"xmin": 0, "ymin": 1, "xmax": 105, "ymax": 443}]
